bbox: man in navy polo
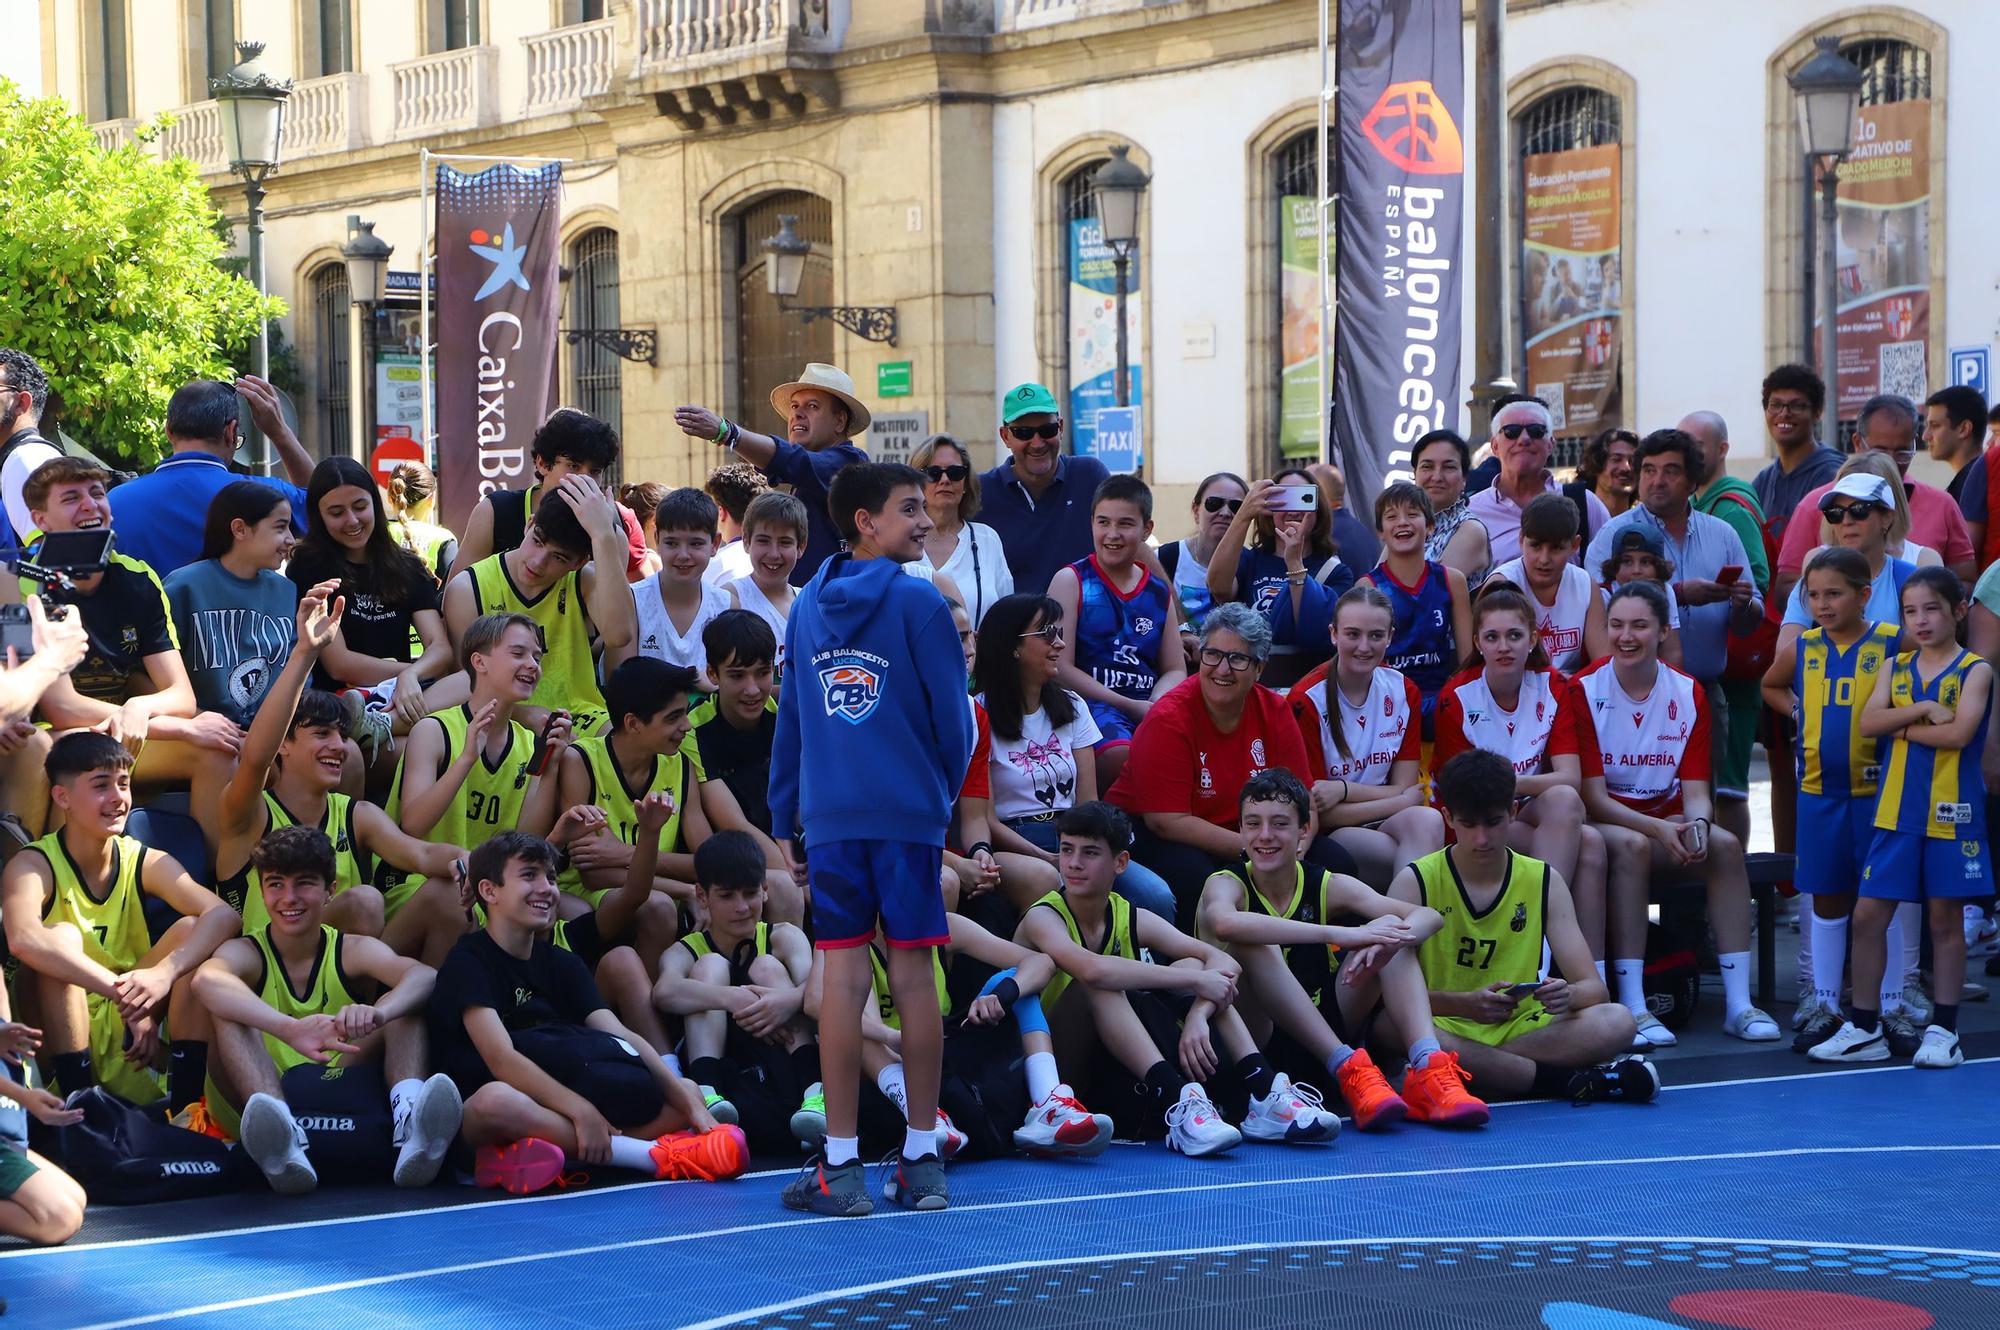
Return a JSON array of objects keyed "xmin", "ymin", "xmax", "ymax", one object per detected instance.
[{"xmin": 977, "ymin": 383, "xmax": 1109, "ymax": 597}]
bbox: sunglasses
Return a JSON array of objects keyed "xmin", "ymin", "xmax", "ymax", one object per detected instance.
[
  {"xmin": 1201, "ymin": 496, "xmax": 1244, "ymax": 515},
  {"xmin": 1498, "ymin": 422, "xmax": 1550, "ymax": 441},
  {"xmin": 925, "ymin": 464, "xmax": 970, "ymax": 483},
  {"xmin": 1019, "ymin": 623, "xmax": 1065, "ymax": 643},
  {"xmin": 1007, "ymin": 422, "xmax": 1063, "ymax": 442},
  {"xmin": 1822, "ymin": 502, "xmax": 1885, "ymax": 524}
]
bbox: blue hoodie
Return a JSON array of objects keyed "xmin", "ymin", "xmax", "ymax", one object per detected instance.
[{"xmin": 769, "ymin": 552, "xmax": 974, "ymax": 849}]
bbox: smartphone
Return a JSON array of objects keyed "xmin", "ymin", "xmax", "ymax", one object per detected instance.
[
  {"xmin": 1715, "ymin": 564, "xmax": 1744, "ymax": 586},
  {"xmin": 527, "ymin": 710, "xmax": 567, "ymax": 776},
  {"xmin": 1504, "ymin": 981, "xmax": 1542, "ymax": 997},
  {"xmin": 0, "ymin": 605, "xmax": 31, "ymax": 657},
  {"xmin": 1266, "ymin": 483, "xmax": 1319, "ymax": 513},
  {"xmin": 33, "ymin": 529, "xmax": 114, "ymax": 574},
  {"xmin": 1679, "ymin": 819, "xmax": 1708, "ymax": 857}
]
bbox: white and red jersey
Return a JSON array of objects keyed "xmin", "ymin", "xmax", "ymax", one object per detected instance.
[
  {"xmin": 1433, "ymin": 666, "xmax": 1581, "ymax": 777},
  {"xmin": 1489, "ymin": 558, "xmax": 1593, "ymax": 675},
  {"xmin": 1288, "ymin": 664, "xmax": 1420, "ymax": 786},
  {"xmin": 1573, "ymin": 658, "xmax": 1711, "ymax": 817}
]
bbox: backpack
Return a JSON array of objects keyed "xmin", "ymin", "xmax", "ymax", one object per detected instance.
[
  {"xmin": 29, "ymin": 1087, "xmax": 258, "ymax": 1204},
  {"xmin": 1707, "ymin": 488, "xmax": 1782, "ymax": 682}
]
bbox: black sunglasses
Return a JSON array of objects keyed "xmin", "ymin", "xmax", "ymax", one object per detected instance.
[
  {"xmin": 925, "ymin": 464, "xmax": 970, "ymax": 483},
  {"xmin": 1498, "ymin": 422, "xmax": 1550, "ymax": 441},
  {"xmin": 1007, "ymin": 422, "xmax": 1063, "ymax": 442},
  {"xmin": 1822, "ymin": 502, "xmax": 1885, "ymax": 524},
  {"xmin": 1201, "ymin": 496, "xmax": 1244, "ymax": 515}
]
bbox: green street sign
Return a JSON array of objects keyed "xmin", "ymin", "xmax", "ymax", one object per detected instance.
[{"xmin": 877, "ymin": 360, "xmax": 913, "ymax": 397}]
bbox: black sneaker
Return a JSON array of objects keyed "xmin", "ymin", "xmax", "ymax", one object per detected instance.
[
  {"xmin": 781, "ymin": 1156, "xmax": 873, "ymax": 1217},
  {"xmin": 1881, "ymin": 1011, "xmax": 1923, "ymax": 1058},
  {"xmin": 1567, "ymin": 1055, "xmax": 1660, "ymax": 1106},
  {"xmin": 883, "ymin": 1152, "xmax": 949, "ymax": 1211},
  {"xmin": 1791, "ymin": 1008, "xmax": 1844, "ymax": 1055}
]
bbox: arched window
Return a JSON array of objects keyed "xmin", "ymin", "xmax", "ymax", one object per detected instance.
[
  {"xmin": 1272, "ymin": 129, "xmax": 1327, "ymax": 463},
  {"xmin": 567, "ymin": 228, "xmax": 623, "ymax": 440},
  {"xmin": 733, "ymin": 192, "xmax": 833, "ymax": 437},
  {"xmin": 312, "ymin": 264, "xmax": 350, "ymax": 458},
  {"xmin": 1515, "ymin": 86, "xmax": 1623, "ymax": 460}
]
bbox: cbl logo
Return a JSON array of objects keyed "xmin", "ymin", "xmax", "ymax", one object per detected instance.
[{"xmin": 819, "ymin": 656, "xmax": 884, "ymax": 724}]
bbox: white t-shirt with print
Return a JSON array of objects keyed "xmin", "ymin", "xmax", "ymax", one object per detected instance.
[{"xmin": 981, "ymin": 690, "xmax": 1103, "ymax": 822}]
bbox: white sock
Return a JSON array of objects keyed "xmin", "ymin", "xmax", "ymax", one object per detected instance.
[
  {"xmin": 389, "ymin": 1078, "xmax": 422, "ymax": 1123},
  {"xmin": 1719, "ymin": 951, "xmax": 1752, "ymax": 1018},
  {"xmin": 1594, "ymin": 959, "xmax": 1607, "ymax": 986},
  {"xmin": 824, "ymin": 1134, "xmax": 859, "ymax": 1166},
  {"xmin": 1809, "ymin": 911, "xmax": 1849, "ymax": 1006},
  {"xmin": 1024, "ymin": 1051, "xmax": 1060, "ymax": 1105},
  {"xmin": 1881, "ymin": 912, "xmax": 1905, "ymax": 1011},
  {"xmin": 1796, "ymin": 923, "xmax": 1813, "ymax": 985},
  {"xmin": 606, "ymin": 1135, "xmax": 655, "ymax": 1172},
  {"xmin": 876, "ymin": 1062, "xmax": 908, "ymax": 1114},
  {"xmin": 1612, "ymin": 959, "xmax": 1646, "ymax": 1015},
  {"xmin": 1897, "ymin": 901, "xmax": 1922, "ymax": 978},
  {"xmin": 663, "ymin": 1053, "xmax": 683, "ymax": 1078},
  {"xmin": 903, "ymin": 1124, "xmax": 935, "ymax": 1161}
]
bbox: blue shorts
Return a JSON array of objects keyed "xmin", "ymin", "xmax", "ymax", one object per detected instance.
[
  {"xmin": 1088, "ymin": 698, "xmax": 1138, "ymax": 746},
  {"xmin": 1795, "ymin": 792, "xmax": 1874, "ymax": 896},
  {"xmin": 808, "ymin": 839, "xmax": 948, "ymax": 950},
  {"xmin": 1859, "ymin": 827, "xmax": 1992, "ymax": 902}
]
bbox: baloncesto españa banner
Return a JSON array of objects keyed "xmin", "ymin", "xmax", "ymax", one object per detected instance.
[
  {"xmin": 1333, "ymin": 0, "xmax": 1466, "ymax": 500},
  {"xmin": 434, "ymin": 162, "xmax": 563, "ymax": 532}
]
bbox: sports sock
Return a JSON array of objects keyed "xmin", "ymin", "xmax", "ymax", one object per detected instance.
[
  {"xmin": 1529, "ymin": 1061, "xmax": 1574, "ymax": 1100},
  {"xmin": 1933, "ymin": 1003, "xmax": 1959, "ymax": 1032},
  {"xmin": 1143, "ymin": 1059, "xmax": 1185, "ymax": 1102},
  {"xmin": 1809, "ymin": 912, "xmax": 1849, "ymax": 1006},
  {"xmin": 1024, "ymin": 1050, "xmax": 1060, "ymax": 1104},
  {"xmin": 1796, "ymin": 922, "xmax": 1813, "ymax": 986},
  {"xmin": 389, "ymin": 1078, "xmax": 422, "ymax": 1125},
  {"xmin": 168, "ymin": 1041, "xmax": 208, "ymax": 1113},
  {"xmin": 687, "ymin": 1056, "xmax": 728, "ymax": 1091},
  {"xmin": 1406, "ymin": 1037, "xmax": 1441, "ymax": 1070},
  {"xmin": 875, "ymin": 1062, "xmax": 908, "ymax": 1114},
  {"xmin": 1613, "ymin": 958, "xmax": 1646, "ymax": 1015},
  {"xmin": 903, "ymin": 1124, "xmax": 934, "ymax": 1161},
  {"xmin": 606, "ymin": 1135, "xmax": 655, "ymax": 1172},
  {"xmin": 1234, "ymin": 1053, "xmax": 1276, "ymax": 1100},
  {"xmin": 789, "ymin": 1042, "xmax": 822, "ymax": 1091},
  {"xmin": 824, "ymin": 1134, "xmax": 859, "ymax": 1166},
  {"xmin": 1718, "ymin": 951, "xmax": 1752, "ymax": 1017},
  {"xmin": 1846, "ymin": 1005, "xmax": 1879, "ymax": 1034},
  {"xmin": 662, "ymin": 1053, "xmax": 683, "ymax": 1078},
  {"xmin": 1323, "ymin": 1042, "xmax": 1356, "ymax": 1076},
  {"xmin": 1594, "ymin": 959, "xmax": 1607, "ymax": 985},
  {"xmin": 1897, "ymin": 901, "xmax": 1922, "ymax": 977},
  {"xmin": 45, "ymin": 1051, "xmax": 93, "ymax": 1096},
  {"xmin": 1879, "ymin": 910, "xmax": 1905, "ymax": 1012}
]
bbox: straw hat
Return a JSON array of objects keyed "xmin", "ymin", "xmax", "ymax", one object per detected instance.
[{"xmin": 769, "ymin": 363, "xmax": 870, "ymax": 437}]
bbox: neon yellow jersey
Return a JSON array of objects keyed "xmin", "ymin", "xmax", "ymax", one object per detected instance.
[
  {"xmin": 30, "ymin": 831, "xmax": 164, "ymax": 1103},
  {"xmin": 1032, "ymin": 889, "xmax": 1135, "ymax": 1011},
  {"xmin": 469, "ymin": 553, "xmax": 605, "ymax": 726},
  {"xmin": 676, "ymin": 922, "xmax": 770, "ymax": 965},
  {"xmin": 1411, "ymin": 847, "xmax": 1549, "ymax": 1017},
  {"xmin": 383, "ymin": 703, "xmax": 535, "ymax": 915},
  {"xmin": 206, "ymin": 925, "xmax": 361, "ymax": 1138},
  {"xmin": 225, "ymin": 792, "xmax": 370, "ymax": 933},
  {"xmin": 557, "ymin": 733, "xmax": 702, "ymax": 901},
  {"xmin": 868, "ymin": 942, "xmax": 952, "ymax": 1030}
]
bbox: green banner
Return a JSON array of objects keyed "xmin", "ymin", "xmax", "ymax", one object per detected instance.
[{"xmin": 1279, "ymin": 195, "xmax": 1325, "ymax": 458}]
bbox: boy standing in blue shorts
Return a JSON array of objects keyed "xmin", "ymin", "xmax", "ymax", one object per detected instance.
[{"xmin": 772, "ymin": 463, "xmax": 975, "ymax": 1216}]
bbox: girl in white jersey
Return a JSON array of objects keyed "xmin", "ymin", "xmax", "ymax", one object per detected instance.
[
  {"xmin": 1285, "ymin": 586, "xmax": 1445, "ymax": 885},
  {"xmin": 1575, "ymin": 581, "xmax": 1777, "ymax": 1046}
]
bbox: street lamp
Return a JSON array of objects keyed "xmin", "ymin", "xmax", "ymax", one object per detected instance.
[
  {"xmin": 342, "ymin": 216, "xmax": 393, "ymax": 460},
  {"xmin": 1091, "ymin": 144, "xmax": 1149, "ymax": 407},
  {"xmin": 211, "ymin": 39, "xmax": 293, "ymax": 474},
  {"xmin": 1789, "ymin": 35, "xmax": 1864, "ymax": 448},
  {"xmin": 759, "ymin": 214, "xmax": 898, "ymax": 344}
]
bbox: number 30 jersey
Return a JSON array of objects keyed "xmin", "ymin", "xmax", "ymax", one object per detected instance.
[{"xmin": 386, "ymin": 703, "xmax": 535, "ymax": 895}]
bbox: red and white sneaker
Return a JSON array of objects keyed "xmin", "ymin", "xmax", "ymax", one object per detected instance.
[
  {"xmin": 934, "ymin": 1110, "xmax": 968, "ymax": 1162},
  {"xmin": 1013, "ymin": 1084, "xmax": 1114, "ymax": 1157}
]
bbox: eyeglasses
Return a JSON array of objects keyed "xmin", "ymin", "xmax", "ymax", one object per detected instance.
[
  {"xmin": 1498, "ymin": 422, "xmax": 1550, "ymax": 441},
  {"xmin": 1822, "ymin": 502, "xmax": 1885, "ymax": 524},
  {"xmin": 1766, "ymin": 400, "xmax": 1813, "ymax": 417},
  {"xmin": 1199, "ymin": 647, "xmax": 1257, "ymax": 672},
  {"xmin": 1007, "ymin": 422, "xmax": 1063, "ymax": 442},
  {"xmin": 925, "ymin": 464, "xmax": 970, "ymax": 483},
  {"xmin": 1019, "ymin": 623, "xmax": 1065, "ymax": 643},
  {"xmin": 1201, "ymin": 496, "xmax": 1244, "ymax": 515}
]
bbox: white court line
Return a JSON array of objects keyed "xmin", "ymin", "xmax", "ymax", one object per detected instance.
[
  {"xmin": 15, "ymin": 1053, "xmax": 1994, "ymax": 1261},
  {"xmin": 58, "ymin": 1143, "xmax": 2000, "ymax": 1330}
]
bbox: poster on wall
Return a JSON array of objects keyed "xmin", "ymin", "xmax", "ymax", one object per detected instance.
[
  {"xmin": 1067, "ymin": 217, "xmax": 1143, "ymax": 460},
  {"xmin": 1815, "ymin": 99, "xmax": 1931, "ymax": 415},
  {"xmin": 1520, "ymin": 143, "xmax": 1622, "ymax": 434},
  {"xmin": 1279, "ymin": 194, "xmax": 1326, "ymax": 458},
  {"xmin": 376, "ymin": 351, "xmax": 427, "ymax": 445}
]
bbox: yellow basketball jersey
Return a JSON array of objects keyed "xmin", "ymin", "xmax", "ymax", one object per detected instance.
[
  {"xmin": 469, "ymin": 553, "xmax": 605, "ymax": 724},
  {"xmin": 384, "ymin": 703, "xmax": 535, "ymax": 910},
  {"xmin": 557, "ymin": 733, "xmax": 701, "ymax": 898},
  {"xmin": 229, "ymin": 792, "xmax": 369, "ymax": 933},
  {"xmin": 1032, "ymin": 889, "xmax": 1135, "ymax": 1011},
  {"xmin": 868, "ymin": 942, "xmax": 953, "ymax": 1030},
  {"xmin": 1411, "ymin": 847, "xmax": 1549, "ymax": 999},
  {"xmin": 206, "ymin": 925, "xmax": 361, "ymax": 1138}
]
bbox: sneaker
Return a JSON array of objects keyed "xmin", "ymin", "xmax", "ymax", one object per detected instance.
[
  {"xmin": 1806, "ymin": 1021, "xmax": 1890, "ymax": 1063},
  {"xmin": 391, "ymin": 1073, "xmax": 462, "ymax": 1189},
  {"xmin": 1790, "ymin": 1008, "xmax": 1844, "ymax": 1055},
  {"xmin": 1881, "ymin": 1011, "xmax": 1923, "ymax": 1058},
  {"xmin": 649, "ymin": 1125, "xmax": 749, "ymax": 1181},
  {"xmin": 1164, "ymin": 1083, "xmax": 1241, "ymax": 1157},
  {"xmin": 1966, "ymin": 908, "xmax": 1999, "ymax": 957},
  {"xmin": 1333, "ymin": 1050, "xmax": 1407, "ymax": 1132},
  {"xmin": 1722, "ymin": 1006, "xmax": 1781, "ymax": 1042},
  {"xmin": 1898, "ymin": 979, "xmax": 1934, "ymax": 1026},
  {"xmin": 782, "ymin": 1155, "xmax": 872, "ymax": 1217},
  {"xmin": 934, "ymin": 1110, "xmax": 968, "ymax": 1162},
  {"xmin": 789, "ymin": 1082, "xmax": 826, "ymax": 1147},
  {"xmin": 1913, "ymin": 1024, "xmax": 1963, "ymax": 1069},
  {"xmin": 168, "ymin": 1097, "xmax": 229, "ymax": 1142},
  {"xmin": 701, "ymin": 1086, "xmax": 739, "ymax": 1126},
  {"xmin": 1242, "ymin": 1073, "xmax": 1342, "ymax": 1143},
  {"xmin": 336, "ymin": 689, "xmax": 394, "ymax": 761},
  {"xmin": 1014, "ymin": 1084, "xmax": 1113, "ymax": 1157},
  {"xmin": 1631, "ymin": 1011, "xmax": 1678, "ymax": 1049},
  {"xmin": 1962, "ymin": 979, "xmax": 1990, "ymax": 1003},
  {"xmin": 1401, "ymin": 1051, "xmax": 1490, "ymax": 1128},
  {"xmin": 1566, "ymin": 1055, "xmax": 1660, "ymax": 1106},
  {"xmin": 883, "ymin": 1152, "xmax": 950, "ymax": 1211},
  {"xmin": 474, "ymin": 1137, "xmax": 567, "ymax": 1194},
  {"xmin": 240, "ymin": 1093, "xmax": 317, "ymax": 1195},
  {"xmin": 1791, "ymin": 992, "xmax": 1830, "ymax": 1032}
]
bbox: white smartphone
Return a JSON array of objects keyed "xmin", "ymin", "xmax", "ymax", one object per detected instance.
[{"xmin": 1266, "ymin": 483, "xmax": 1319, "ymax": 513}]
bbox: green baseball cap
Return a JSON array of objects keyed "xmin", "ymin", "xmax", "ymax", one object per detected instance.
[{"xmin": 1001, "ymin": 382, "xmax": 1060, "ymax": 424}]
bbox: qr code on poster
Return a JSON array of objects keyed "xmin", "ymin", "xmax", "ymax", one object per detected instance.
[
  {"xmin": 1536, "ymin": 384, "xmax": 1567, "ymax": 431},
  {"xmin": 1880, "ymin": 341, "xmax": 1927, "ymax": 401}
]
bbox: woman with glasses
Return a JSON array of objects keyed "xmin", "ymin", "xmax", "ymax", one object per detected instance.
[
  {"xmin": 1106, "ymin": 603, "xmax": 1362, "ymax": 923},
  {"xmin": 1817, "ymin": 452, "xmax": 1941, "ymax": 570},
  {"xmin": 1157, "ymin": 472, "xmax": 1248, "ymax": 639},
  {"xmin": 1413, "ymin": 430, "xmax": 1491, "ymax": 585},
  {"xmin": 1778, "ymin": 473, "xmax": 1917, "ymax": 652},
  {"xmin": 1203, "ymin": 468, "xmax": 1353, "ymax": 689},
  {"xmin": 1576, "ymin": 428, "xmax": 1640, "ymax": 520},
  {"xmin": 910, "ymin": 435, "xmax": 1013, "ymax": 626}
]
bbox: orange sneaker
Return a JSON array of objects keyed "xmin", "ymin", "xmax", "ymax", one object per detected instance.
[
  {"xmin": 170, "ymin": 1097, "xmax": 230, "ymax": 1142},
  {"xmin": 475, "ymin": 1137, "xmax": 567, "ymax": 1193},
  {"xmin": 1401, "ymin": 1051, "xmax": 1491, "ymax": 1128},
  {"xmin": 649, "ymin": 1124, "xmax": 750, "ymax": 1181},
  {"xmin": 1333, "ymin": 1049, "xmax": 1408, "ymax": 1131}
]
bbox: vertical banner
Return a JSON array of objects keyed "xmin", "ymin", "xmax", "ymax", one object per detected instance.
[
  {"xmin": 1279, "ymin": 195, "xmax": 1326, "ymax": 458},
  {"xmin": 1814, "ymin": 100, "xmax": 1931, "ymax": 415},
  {"xmin": 1067, "ymin": 217, "xmax": 1143, "ymax": 460},
  {"xmin": 1521, "ymin": 143, "xmax": 1622, "ymax": 434},
  {"xmin": 1333, "ymin": 0, "xmax": 1466, "ymax": 500},
  {"xmin": 434, "ymin": 162, "xmax": 563, "ymax": 532}
]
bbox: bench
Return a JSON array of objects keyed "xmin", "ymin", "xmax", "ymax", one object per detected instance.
[{"xmin": 1653, "ymin": 851, "xmax": 1795, "ymax": 1010}]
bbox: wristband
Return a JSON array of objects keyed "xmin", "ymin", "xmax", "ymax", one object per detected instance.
[
  {"xmin": 711, "ymin": 417, "xmax": 729, "ymax": 444},
  {"xmin": 1013, "ymin": 991, "xmax": 1049, "ymax": 1035},
  {"xmin": 990, "ymin": 978, "xmax": 1020, "ymax": 1012},
  {"xmin": 723, "ymin": 421, "xmax": 740, "ymax": 449},
  {"xmin": 967, "ymin": 840, "xmax": 994, "ymax": 859}
]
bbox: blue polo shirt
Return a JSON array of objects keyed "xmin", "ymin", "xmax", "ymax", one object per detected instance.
[
  {"xmin": 978, "ymin": 454, "xmax": 1110, "ymax": 597},
  {"xmin": 762, "ymin": 437, "xmax": 867, "ymax": 586},
  {"xmin": 109, "ymin": 453, "xmax": 308, "ymax": 579}
]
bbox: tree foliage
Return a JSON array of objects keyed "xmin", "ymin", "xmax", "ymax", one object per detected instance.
[{"xmin": 0, "ymin": 82, "xmax": 283, "ymax": 466}]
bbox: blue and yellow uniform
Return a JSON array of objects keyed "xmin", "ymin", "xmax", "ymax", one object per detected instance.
[
  {"xmin": 1411, "ymin": 846, "xmax": 1552, "ymax": 1047},
  {"xmin": 1070, "ymin": 555, "xmax": 1170, "ymax": 743},
  {"xmin": 1792, "ymin": 621, "xmax": 1896, "ymax": 896},
  {"xmin": 1364, "ymin": 560, "xmax": 1456, "ymax": 737},
  {"xmin": 1863, "ymin": 648, "xmax": 1993, "ymax": 901}
]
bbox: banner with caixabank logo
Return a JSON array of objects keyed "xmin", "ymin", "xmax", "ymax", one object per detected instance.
[
  {"xmin": 1333, "ymin": 0, "xmax": 1466, "ymax": 500},
  {"xmin": 434, "ymin": 162, "xmax": 564, "ymax": 531}
]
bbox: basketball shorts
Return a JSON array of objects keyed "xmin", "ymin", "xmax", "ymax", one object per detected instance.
[
  {"xmin": 1435, "ymin": 998, "xmax": 1551, "ymax": 1048},
  {"xmin": 1860, "ymin": 828, "xmax": 1992, "ymax": 902},
  {"xmin": 807, "ymin": 839, "xmax": 948, "ymax": 950},
  {"xmin": 1794, "ymin": 792, "xmax": 1873, "ymax": 896}
]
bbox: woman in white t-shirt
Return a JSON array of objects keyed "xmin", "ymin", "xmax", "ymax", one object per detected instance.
[
  {"xmin": 910, "ymin": 435, "xmax": 1014, "ymax": 625},
  {"xmin": 971, "ymin": 592, "xmax": 1175, "ymax": 920}
]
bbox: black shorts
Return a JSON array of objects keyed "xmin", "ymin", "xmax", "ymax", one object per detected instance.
[{"xmin": 458, "ymin": 1025, "xmax": 665, "ymax": 1132}]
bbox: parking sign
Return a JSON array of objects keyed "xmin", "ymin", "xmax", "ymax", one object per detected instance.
[{"xmin": 1949, "ymin": 346, "xmax": 1990, "ymax": 399}]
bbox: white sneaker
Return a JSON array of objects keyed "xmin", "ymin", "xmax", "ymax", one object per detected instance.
[
  {"xmin": 1898, "ymin": 979, "xmax": 1934, "ymax": 1026},
  {"xmin": 1807, "ymin": 1021, "xmax": 1890, "ymax": 1063},
  {"xmin": 934, "ymin": 1110, "xmax": 968, "ymax": 1162},
  {"xmin": 240, "ymin": 1093, "xmax": 317, "ymax": 1195},
  {"xmin": 1791, "ymin": 991, "xmax": 1829, "ymax": 1032},
  {"xmin": 1631, "ymin": 1010, "xmax": 1678, "ymax": 1049},
  {"xmin": 1722, "ymin": 1006, "xmax": 1780, "ymax": 1042},
  {"xmin": 1913, "ymin": 1025, "xmax": 1962, "ymax": 1069},
  {"xmin": 1965, "ymin": 908, "xmax": 1999, "ymax": 958},
  {"xmin": 1164, "ymin": 1083, "xmax": 1241, "ymax": 1158},
  {"xmin": 1241, "ymin": 1073, "xmax": 1341, "ymax": 1144},
  {"xmin": 392, "ymin": 1073, "xmax": 463, "ymax": 1188},
  {"xmin": 1013, "ymin": 1084, "xmax": 1113, "ymax": 1157}
]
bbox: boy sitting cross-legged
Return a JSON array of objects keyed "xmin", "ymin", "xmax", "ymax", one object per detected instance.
[
  {"xmin": 190, "ymin": 825, "xmax": 463, "ymax": 1194},
  {"xmin": 1196, "ymin": 769, "xmax": 1490, "ymax": 1131}
]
